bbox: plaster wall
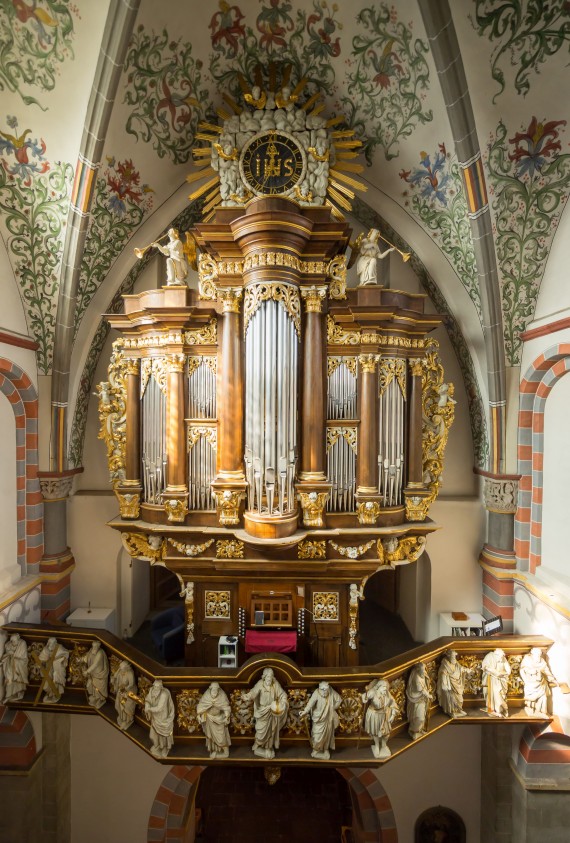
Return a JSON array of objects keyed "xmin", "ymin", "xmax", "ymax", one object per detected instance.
[
  {"xmin": 0, "ymin": 395, "xmax": 19, "ymax": 587},
  {"xmin": 0, "ymin": 239, "xmax": 28, "ymax": 337}
]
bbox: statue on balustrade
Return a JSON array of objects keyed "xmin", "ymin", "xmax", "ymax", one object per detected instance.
[
  {"xmin": 407, "ymin": 662, "xmax": 432, "ymax": 740},
  {"xmin": 355, "ymin": 229, "xmax": 395, "ymax": 286},
  {"xmin": 82, "ymin": 641, "xmax": 109, "ymax": 710},
  {"xmin": 2, "ymin": 632, "xmax": 28, "ymax": 703},
  {"xmin": 362, "ymin": 678, "xmax": 398, "ymax": 759},
  {"xmin": 39, "ymin": 637, "xmax": 69, "ymax": 704},
  {"xmin": 144, "ymin": 679, "xmax": 175, "ymax": 758},
  {"xmin": 437, "ymin": 650, "xmax": 470, "ymax": 718},
  {"xmin": 112, "ymin": 660, "xmax": 137, "ymax": 731},
  {"xmin": 197, "ymin": 682, "xmax": 232, "ymax": 758},
  {"xmin": 300, "ymin": 681, "xmax": 342, "ymax": 760},
  {"xmin": 243, "ymin": 667, "xmax": 289, "ymax": 760},
  {"xmin": 520, "ymin": 647, "xmax": 558, "ymax": 717},
  {"xmin": 481, "ymin": 648, "xmax": 511, "ymax": 718}
]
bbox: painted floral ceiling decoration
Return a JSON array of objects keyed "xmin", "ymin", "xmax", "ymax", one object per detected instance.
[{"xmin": 0, "ymin": 0, "xmax": 569, "ymax": 468}]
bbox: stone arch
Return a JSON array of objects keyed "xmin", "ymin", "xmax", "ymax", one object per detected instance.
[
  {"xmin": 338, "ymin": 767, "xmax": 398, "ymax": 842},
  {"xmin": 415, "ymin": 805, "xmax": 466, "ymax": 842},
  {"xmin": 147, "ymin": 765, "xmax": 205, "ymax": 842},
  {"xmin": 0, "ymin": 359, "xmax": 42, "ymax": 574},
  {"xmin": 515, "ymin": 721, "xmax": 570, "ymax": 785},
  {"xmin": 0, "ymin": 705, "xmax": 37, "ymax": 768},
  {"xmin": 515, "ymin": 344, "xmax": 570, "ymax": 571}
]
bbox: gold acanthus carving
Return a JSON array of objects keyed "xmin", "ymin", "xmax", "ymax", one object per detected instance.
[
  {"xmin": 184, "ymin": 319, "xmax": 218, "ymax": 346},
  {"xmin": 205, "ymin": 590, "xmax": 231, "ymax": 619},
  {"xmin": 327, "ymin": 356, "xmax": 358, "ymax": 378},
  {"xmin": 337, "ymin": 689, "xmax": 364, "ymax": 733},
  {"xmin": 358, "ymin": 353, "xmax": 380, "ymax": 374},
  {"xmin": 215, "ymin": 490, "xmax": 244, "ymax": 526},
  {"xmin": 327, "ymin": 255, "xmax": 347, "ymax": 300},
  {"xmin": 230, "ymin": 689, "xmax": 254, "ymax": 734},
  {"xmin": 301, "ymin": 285, "xmax": 327, "ymax": 313},
  {"xmin": 243, "ymin": 251, "xmax": 327, "ymax": 275},
  {"xmin": 216, "ymin": 539, "xmax": 244, "ymax": 559},
  {"xmin": 97, "ymin": 338, "xmax": 128, "ymax": 485},
  {"xmin": 457, "ymin": 655, "xmax": 482, "ymax": 695},
  {"xmin": 67, "ymin": 644, "xmax": 88, "ymax": 687},
  {"xmin": 218, "ymin": 287, "xmax": 242, "ymax": 313},
  {"xmin": 297, "ymin": 539, "xmax": 327, "ymax": 560},
  {"xmin": 421, "ymin": 337, "xmax": 456, "ymax": 515},
  {"xmin": 326, "ymin": 315, "xmax": 360, "ymax": 346},
  {"xmin": 164, "ymin": 498, "xmax": 189, "ymax": 523},
  {"xmin": 115, "ymin": 490, "xmax": 140, "ymax": 520},
  {"xmin": 329, "ymin": 540, "xmax": 374, "ymax": 559},
  {"xmin": 507, "ymin": 655, "xmax": 524, "ymax": 696},
  {"xmin": 187, "ymin": 355, "xmax": 216, "ymax": 378},
  {"xmin": 176, "ymin": 689, "xmax": 201, "ymax": 734},
  {"xmin": 326, "ymin": 427, "xmax": 357, "ymax": 453},
  {"xmin": 243, "ymin": 283, "xmax": 301, "ymax": 337},
  {"xmin": 285, "ymin": 689, "xmax": 310, "ymax": 735},
  {"xmin": 121, "ymin": 533, "xmax": 166, "ymax": 563},
  {"xmin": 298, "ymin": 491, "xmax": 328, "ymax": 528},
  {"xmin": 168, "ymin": 537, "xmax": 214, "ymax": 557},
  {"xmin": 166, "ymin": 353, "xmax": 186, "ymax": 373},
  {"xmin": 187, "ymin": 426, "xmax": 217, "ymax": 451},
  {"xmin": 198, "ymin": 254, "xmax": 218, "ymax": 301},
  {"xmin": 356, "ymin": 500, "xmax": 381, "ymax": 525},
  {"xmin": 313, "ymin": 591, "xmax": 339, "ymax": 621},
  {"xmin": 379, "ymin": 359, "xmax": 407, "ymax": 398},
  {"xmin": 140, "ymin": 358, "xmax": 152, "ymax": 395},
  {"xmin": 389, "ymin": 676, "xmax": 406, "ymax": 724},
  {"xmin": 377, "ymin": 535, "xmax": 427, "ymax": 565},
  {"xmin": 404, "ymin": 493, "xmax": 430, "ymax": 522},
  {"xmin": 139, "ymin": 358, "xmax": 168, "ymax": 397},
  {"xmin": 124, "ymin": 358, "xmax": 140, "ymax": 376},
  {"xmin": 409, "ymin": 357, "xmax": 425, "ymax": 378}
]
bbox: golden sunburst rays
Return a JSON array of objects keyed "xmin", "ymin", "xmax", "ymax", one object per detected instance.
[
  {"xmin": 325, "ymin": 125, "xmax": 367, "ymax": 217},
  {"xmin": 187, "ymin": 119, "xmax": 223, "ymax": 214}
]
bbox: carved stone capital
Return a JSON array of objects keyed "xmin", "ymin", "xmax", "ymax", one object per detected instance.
[
  {"xmin": 215, "ymin": 489, "xmax": 245, "ymax": 526},
  {"xmin": 166, "ymin": 353, "xmax": 186, "ymax": 373},
  {"xmin": 297, "ymin": 490, "xmax": 328, "ymax": 528},
  {"xmin": 163, "ymin": 497, "xmax": 189, "ymax": 523},
  {"xmin": 356, "ymin": 500, "xmax": 381, "ymax": 525},
  {"xmin": 301, "ymin": 285, "xmax": 327, "ymax": 313},
  {"xmin": 483, "ymin": 477, "xmax": 518, "ymax": 514},
  {"xmin": 39, "ymin": 476, "xmax": 74, "ymax": 501},
  {"xmin": 218, "ymin": 287, "xmax": 242, "ymax": 313},
  {"xmin": 115, "ymin": 489, "xmax": 140, "ymax": 520},
  {"xmin": 408, "ymin": 357, "xmax": 424, "ymax": 378},
  {"xmin": 358, "ymin": 353, "xmax": 380, "ymax": 374}
]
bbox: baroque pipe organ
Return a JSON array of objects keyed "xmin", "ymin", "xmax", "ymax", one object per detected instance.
[{"xmin": 100, "ymin": 72, "xmax": 455, "ymax": 669}]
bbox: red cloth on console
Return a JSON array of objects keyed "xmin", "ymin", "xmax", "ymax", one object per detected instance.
[{"xmin": 244, "ymin": 629, "xmax": 297, "ymax": 653}]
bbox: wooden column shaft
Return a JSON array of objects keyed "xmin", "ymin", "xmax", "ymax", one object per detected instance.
[
  {"xmin": 219, "ymin": 307, "xmax": 243, "ymax": 475},
  {"xmin": 125, "ymin": 364, "xmax": 140, "ymax": 482},
  {"xmin": 301, "ymin": 309, "xmax": 326, "ymax": 477},
  {"xmin": 166, "ymin": 360, "xmax": 187, "ymax": 488},
  {"xmin": 357, "ymin": 363, "xmax": 378, "ymax": 491},
  {"xmin": 407, "ymin": 360, "xmax": 423, "ymax": 484}
]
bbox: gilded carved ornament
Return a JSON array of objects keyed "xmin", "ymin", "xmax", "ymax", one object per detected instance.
[
  {"xmin": 164, "ymin": 498, "xmax": 189, "ymax": 523},
  {"xmin": 198, "ymin": 253, "xmax": 218, "ymax": 301},
  {"xmin": 188, "ymin": 355, "xmax": 217, "ymax": 378},
  {"xmin": 168, "ymin": 537, "xmax": 214, "ymax": 557},
  {"xmin": 379, "ymin": 359, "xmax": 407, "ymax": 398},
  {"xmin": 285, "ymin": 689, "xmax": 310, "ymax": 735},
  {"xmin": 67, "ymin": 644, "xmax": 88, "ymax": 687},
  {"xmin": 166, "ymin": 353, "xmax": 186, "ymax": 373},
  {"xmin": 389, "ymin": 676, "xmax": 406, "ymax": 724},
  {"xmin": 115, "ymin": 490, "xmax": 141, "ymax": 520},
  {"xmin": 409, "ymin": 357, "xmax": 424, "ymax": 378},
  {"xmin": 216, "ymin": 538, "xmax": 244, "ymax": 559},
  {"xmin": 329, "ymin": 540, "xmax": 374, "ymax": 559},
  {"xmin": 122, "ymin": 533, "xmax": 166, "ymax": 563},
  {"xmin": 420, "ymin": 338, "xmax": 456, "ymax": 516},
  {"xmin": 176, "ymin": 689, "xmax": 201, "ymax": 734},
  {"xmin": 313, "ymin": 591, "xmax": 339, "ymax": 621},
  {"xmin": 97, "ymin": 339, "xmax": 128, "ymax": 485},
  {"xmin": 215, "ymin": 490, "xmax": 244, "ymax": 526},
  {"xmin": 184, "ymin": 318, "xmax": 218, "ymax": 346},
  {"xmin": 218, "ymin": 287, "xmax": 242, "ymax": 313},
  {"xmin": 205, "ymin": 591, "xmax": 231, "ymax": 619},
  {"xmin": 358, "ymin": 353, "xmax": 380, "ymax": 374},
  {"xmin": 230, "ymin": 688, "xmax": 254, "ymax": 734},
  {"xmin": 326, "ymin": 315, "xmax": 360, "ymax": 346},
  {"xmin": 298, "ymin": 490, "xmax": 328, "ymax": 528},
  {"xmin": 327, "ymin": 255, "xmax": 347, "ymax": 301},
  {"xmin": 300, "ymin": 285, "xmax": 327, "ymax": 313},
  {"xmin": 377, "ymin": 535, "xmax": 427, "ymax": 566},
  {"xmin": 337, "ymin": 689, "xmax": 364, "ymax": 733},
  {"xmin": 187, "ymin": 426, "xmax": 217, "ymax": 451},
  {"xmin": 348, "ymin": 584, "xmax": 359, "ymax": 650},
  {"xmin": 243, "ymin": 283, "xmax": 301, "ymax": 337},
  {"xmin": 404, "ymin": 494, "xmax": 430, "ymax": 522},
  {"xmin": 326, "ymin": 427, "xmax": 357, "ymax": 453},
  {"xmin": 327, "ymin": 356, "xmax": 358, "ymax": 377},
  {"xmin": 356, "ymin": 500, "xmax": 381, "ymax": 525},
  {"xmin": 297, "ymin": 539, "xmax": 327, "ymax": 560},
  {"xmin": 124, "ymin": 331, "xmax": 186, "ymax": 350}
]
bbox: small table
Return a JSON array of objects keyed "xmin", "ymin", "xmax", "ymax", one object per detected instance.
[
  {"xmin": 244, "ymin": 629, "xmax": 297, "ymax": 654},
  {"xmin": 66, "ymin": 608, "xmax": 116, "ymax": 634}
]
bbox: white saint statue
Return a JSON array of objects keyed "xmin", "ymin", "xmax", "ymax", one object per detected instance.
[
  {"xmin": 362, "ymin": 678, "xmax": 398, "ymax": 759},
  {"xmin": 2, "ymin": 632, "xmax": 28, "ymax": 703},
  {"xmin": 481, "ymin": 648, "xmax": 511, "ymax": 717},
  {"xmin": 520, "ymin": 647, "xmax": 558, "ymax": 717},
  {"xmin": 437, "ymin": 650, "xmax": 470, "ymax": 718},
  {"xmin": 356, "ymin": 229, "xmax": 395, "ymax": 286},
  {"xmin": 197, "ymin": 682, "xmax": 232, "ymax": 758},
  {"xmin": 155, "ymin": 228, "xmax": 188, "ymax": 286},
  {"xmin": 112, "ymin": 660, "xmax": 137, "ymax": 731},
  {"xmin": 300, "ymin": 681, "xmax": 342, "ymax": 760},
  {"xmin": 243, "ymin": 667, "xmax": 289, "ymax": 759},
  {"xmin": 406, "ymin": 662, "xmax": 432, "ymax": 740},
  {"xmin": 144, "ymin": 679, "xmax": 175, "ymax": 758},
  {"xmin": 39, "ymin": 637, "xmax": 69, "ymax": 704},
  {"xmin": 82, "ymin": 641, "xmax": 109, "ymax": 709}
]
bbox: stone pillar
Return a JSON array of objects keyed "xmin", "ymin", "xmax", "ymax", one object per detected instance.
[
  {"xmin": 479, "ymin": 473, "xmax": 519, "ymax": 633},
  {"xmin": 38, "ymin": 473, "xmax": 78, "ymax": 622},
  {"xmin": 480, "ymin": 724, "xmax": 513, "ymax": 843},
  {"xmin": 212, "ymin": 288, "xmax": 246, "ymax": 526},
  {"xmin": 355, "ymin": 353, "xmax": 381, "ymax": 525},
  {"xmin": 163, "ymin": 353, "xmax": 188, "ymax": 523}
]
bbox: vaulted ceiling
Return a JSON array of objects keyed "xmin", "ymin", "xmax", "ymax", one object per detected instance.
[{"xmin": 2, "ymin": 0, "xmax": 570, "ymax": 473}]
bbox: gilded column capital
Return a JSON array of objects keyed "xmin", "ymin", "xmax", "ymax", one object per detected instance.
[
  {"xmin": 358, "ymin": 353, "xmax": 380, "ymax": 374},
  {"xmin": 408, "ymin": 357, "xmax": 424, "ymax": 377},
  {"xmin": 218, "ymin": 287, "xmax": 242, "ymax": 313},
  {"xmin": 114, "ymin": 489, "xmax": 141, "ymax": 520},
  {"xmin": 301, "ymin": 285, "xmax": 327, "ymax": 313},
  {"xmin": 125, "ymin": 358, "xmax": 141, "ymax": 376},
  {"xmin": 166, "ymin": 353, "xmax": 186, "ymax": 373},
  {"xmin": 214, "ymin": 489, "xmax": 245, "ymax": 526},
  {"xmin": 356, "ymin": 500, "xmax": 381, "ymax": 525},
  {"xmin": 163, "ymin": 496, "xmax": 189, "ymax": 523},
  {"xmin": 297, "ymin": 490, "xmax": 328, "ymax": 528}
]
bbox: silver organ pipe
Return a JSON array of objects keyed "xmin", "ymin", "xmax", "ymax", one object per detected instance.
[
  {"xmin": 141, "ymin": 369, "xmax": 167, "ymax": 504},
  {"xmin": 378, "ymin": 360, "xmax": 407, "ymax": 506},
  {"xmin": 327, "ymin": 358, "xmax": 357, "ymax": 420},
  {"xmin": 188, "ymin": 357, "xmax": 217, "ymax": 511},
  {"xmin": 244, "ymin": 294, "xmax": 298, "ymax": 516},
  {"xmin": 326, "ymin": 429, "xmax": 356, "ymax": 512}
]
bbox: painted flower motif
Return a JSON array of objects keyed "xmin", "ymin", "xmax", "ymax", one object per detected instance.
[
  {"xmin": 508, "ymin": 116, "xmax": 566, "ymax": 178},
  {"xmin": 105, "ymin": 158, "xmax": 153, "ymax": 217},
  {"xmin": 209, "ymin": 1, "xmax": 246, "ymax": 56},
  {"xmin": 156, "ymin": 76, "xmax": 199, "ymax": 132},
  {"xmin": 306, "ymin": 2, "xmax": 341, "ymax": 59},
  {"xmin": 256, "ymin": 0, "xmax": 294, "ymax": 50},
  {"xmin": 0, "ymin": 118, "xmax": 49, "ymax": 185},
  {"xmin": 399, "ymin": 144, "xmax": 450, "ymax": 205},
  {"xmin": 368, "ymin": 39, "xmax": 402, "ymax": 89}
]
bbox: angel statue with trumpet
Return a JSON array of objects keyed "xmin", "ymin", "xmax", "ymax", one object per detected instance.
[
  {"xmin": 134, "ymin": 228, "xmax": 198, "ymax": 286},
  {"xmin": 348, "ymin": 228, "xmax": 410, "ymax": 287}
]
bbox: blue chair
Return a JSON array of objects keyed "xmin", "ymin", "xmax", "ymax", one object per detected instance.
[{"xmin": 151, "ymin": 605, "xmax": 185, "ymax": 662}]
